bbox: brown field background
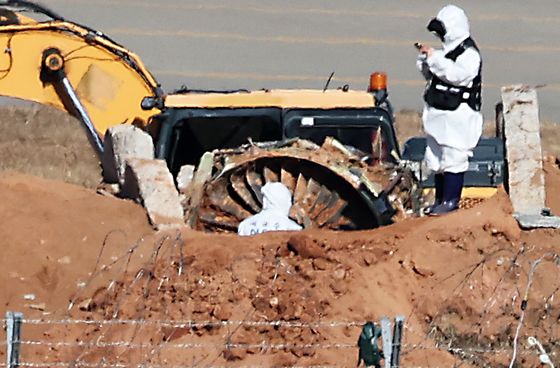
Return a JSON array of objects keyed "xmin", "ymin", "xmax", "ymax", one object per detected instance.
[
  {"xmin": 0, "ymin": 103, "xmax": 557, "ymax": 188},
  {"xmin": 394, "ymin": 109, "xmax": 560, "ymax": 158},
  {"xmin": 0, "ymin": 104, "xmax": 101, "ymax": 188}
]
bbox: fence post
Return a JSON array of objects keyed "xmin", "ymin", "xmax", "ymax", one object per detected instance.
[
  {"xmin": 390, "ymin": 315, "xmax": 405, "ymax": 368},
  {"xmin": 6, "ymin": 312, "xmax": 23, "ymax": 368},
  {"xmin": 380, "ymin": 317, "xmax": 393, "ymax": 368}
]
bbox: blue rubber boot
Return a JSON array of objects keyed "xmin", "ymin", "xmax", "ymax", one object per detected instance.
[
  {"xmin": 430, "ymin": 172, "xmax": 464, "ymax": 216},
  {"xmin": 424, "ymin": 173, "xmax": 444, "ymax": 215}
]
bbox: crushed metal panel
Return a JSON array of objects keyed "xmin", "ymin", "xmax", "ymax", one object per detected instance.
[{"xmin": 501, "ymin": 85, "xmax": 546, "ymax": 215}]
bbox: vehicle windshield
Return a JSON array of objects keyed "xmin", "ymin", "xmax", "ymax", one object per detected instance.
[{"xmin": 161, "ymin": 107, "xmax": 398, "ymax": 173}]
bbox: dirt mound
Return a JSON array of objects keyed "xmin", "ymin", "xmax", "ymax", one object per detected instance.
[
  {"xmin": 0, "ymin": 103, "xmax": 102, "ymax": 188},
  {"xmin": 2, "ymin": 181, "xmax": 554, "ymax": 367},
  {"xmin": 0, "ymin": 159, "xmax": 559, "ymax": 367},
  {"xmin": 0, "ymin": 172, "xmax": 153, "ymax": 314}
]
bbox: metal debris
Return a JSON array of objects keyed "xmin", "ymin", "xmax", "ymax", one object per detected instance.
[{"xmin": 192, "ymin": 138, "xmax": 417, "ymax": 232}]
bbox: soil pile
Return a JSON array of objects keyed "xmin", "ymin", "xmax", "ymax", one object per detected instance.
[
  {"xmin": 1, "ymin": 168, "xmax": 559, "ymax": 367},
  {"xmin": 0, "ymin": 172, "xmax": 153, "ymax": 314}
]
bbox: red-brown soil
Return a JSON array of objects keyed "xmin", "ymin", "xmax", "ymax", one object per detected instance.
[
  {"xmin": 0, "ymin": 172, "xmax": 153, "ymax": 313},
  {"xmin": 0, "ymin": 163, "xmax": 559, "ymax": 367}
]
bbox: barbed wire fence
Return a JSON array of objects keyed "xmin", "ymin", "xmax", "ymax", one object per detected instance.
[
  {"xmin": 419, "ymin": 246, "xmax": 560, "ymax": 368},
  {"xmin": 2, "ymin": 231, "xmax": 559, "ymax": 367},
  {"xmin": 2, "ymin": 313, "xmax": 558, "ymax": 368}
]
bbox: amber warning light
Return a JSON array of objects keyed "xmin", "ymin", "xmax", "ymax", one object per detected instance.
[{"xmin": 369, "ymin": 72, "xmax": 387, "ymax": 92}]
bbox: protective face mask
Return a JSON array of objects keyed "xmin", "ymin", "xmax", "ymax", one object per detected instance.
[{"xmin": 427, "ymin": 18, "xmax": 446, "ymax": 42}]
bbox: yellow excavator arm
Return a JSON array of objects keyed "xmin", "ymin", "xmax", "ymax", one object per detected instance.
[{"xmin": 0, "ymin": 1, "xmax": 161, "ymax": 152}]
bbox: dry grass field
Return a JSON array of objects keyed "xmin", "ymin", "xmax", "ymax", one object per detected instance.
[
  {"xmin": 394, "ymin": 109, "xmax": 560, "ymax": 158},
  {"xmin": 0, "ymin": 104, "xmax": 557, "ymax": 190},
  {"xmin": 0, "ymin": 104, "xmax": 102, "ymax": 188}
]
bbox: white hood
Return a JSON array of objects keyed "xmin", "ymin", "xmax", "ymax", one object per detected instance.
[
  {"xmin": 436, "ymin": 5, "xmax": 470, "ymax": 50},
  {"xmin": 261, "ymin": 182, "xmax": 293, "ymax": 216}
]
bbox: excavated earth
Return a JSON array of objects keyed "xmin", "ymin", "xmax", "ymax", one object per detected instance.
[
  {"xmin": 0, "ymin": 161, "xmax": 558, "ymax": 367},
  {"xmin": 0, "ymin": 105, "xmax": 560, "ymax": 367}
]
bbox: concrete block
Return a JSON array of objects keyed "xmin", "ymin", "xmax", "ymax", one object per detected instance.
[
  {"xmin": 501, "ymin": 85, "xmax": 546, "ymax": 215},
  {"xmin": 515, "ymin": 213, "xmax": 560, "ymax": 229},
  {"xmin": 176, "ymin": 165, "xmax": 195, "ymax": 194},
  {"xmin": 185, "ymin": 152, "xmax": 215, "ymax": 228},
  {"xmin": 102, "ymin": 125, "xmax": 154, "ymax": 185},
  {"xmin": 122, "ymin": 158, "xmax": 184, "ymax": 230}
]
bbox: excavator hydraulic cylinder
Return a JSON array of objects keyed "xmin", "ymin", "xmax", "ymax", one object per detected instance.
[{"xmin": 40, "ymin": 48, "xmax": 104, "ymax": 154}]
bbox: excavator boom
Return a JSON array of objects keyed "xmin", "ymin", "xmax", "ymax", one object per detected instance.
[{"xmin": 0, "ymin": 0, "xmax": 161, "ymax": 151}]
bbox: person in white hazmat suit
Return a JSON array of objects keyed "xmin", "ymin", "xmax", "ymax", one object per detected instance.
[
  {"xmin": 238, "ymin": 182, "xmax": 302, "ymax": 236},
  {"xmin": 417, "ymin": 5, "xmax": 483, "ymax": 215}
]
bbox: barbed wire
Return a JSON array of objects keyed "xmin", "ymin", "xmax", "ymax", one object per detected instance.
[
  {"xmin": 0, "ymin": 363, "xmax": 340, "ymax": 368},
  {"xmin": 402, "ymin": 248, "xmax": 560, "ymax": 367},
  {"xmin": 18, "ymin": 339, "xmax": 355, "ymax": 350},
  {"xmin": 4, "ymin": 317, "xmax": 556, "ymax": 355},
  {"xmin": 508, "ymin": 252, "xmax": 557, "ymax": 368},
  {"xmin": 4, "ymin": 318, "xmax": 365, "ymax": 329},
  {"xmin": 0, "ymin": 363, "xmax": 481, "ymax": 368},
  {"xmin": 11, "ymin": 338, "xmax": 555, "ymax": 357}
]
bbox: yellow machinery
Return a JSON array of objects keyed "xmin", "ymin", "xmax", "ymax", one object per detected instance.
[
  {"xmin": 0, "ymin": 1, "xmax": 502, "ymax": 231},
  {"xmin": 0, "ymin": 1, "xmax": 160, "ymax": 151}
]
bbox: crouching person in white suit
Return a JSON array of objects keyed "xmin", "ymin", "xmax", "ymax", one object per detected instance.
[
  {"xmin": 417, "ymin": 5, "xmax": 483, "ymax": 216},
  {"xmin": 238, "ymin": 182, "xmax": 302, "ymax": 236}
]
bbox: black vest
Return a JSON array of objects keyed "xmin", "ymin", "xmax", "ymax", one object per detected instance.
[{"xmin": 424, "ymin": 37, "xmax": 482, "ymax": 111}]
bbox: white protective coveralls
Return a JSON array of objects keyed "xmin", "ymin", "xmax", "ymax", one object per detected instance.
[
  {"xmin": 237, "ymin": 182, "xmax": 302, "ymax": 236},
  {"xmin": 417, "ymin": 5, "xmax": 483, "ymax": 173}
]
